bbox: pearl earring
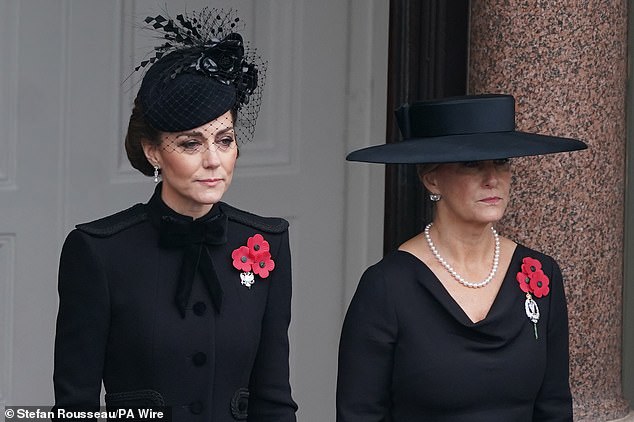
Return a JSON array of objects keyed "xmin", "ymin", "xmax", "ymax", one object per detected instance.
[{"xmin": 429, "ymin": 193, "xmax": 441, "ymax": 202}]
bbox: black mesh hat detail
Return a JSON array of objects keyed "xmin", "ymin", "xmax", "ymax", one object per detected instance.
[
  {"xmin": 346, "ymin": 94, "xmax": 587, "ymax": 164},
  {"xmin": 135, "ymin": 9, "xmax": 265, "ymax": 139},
  {"xmin": 139, "ymin": 55, "xmax": 237, "ymax": 132}
]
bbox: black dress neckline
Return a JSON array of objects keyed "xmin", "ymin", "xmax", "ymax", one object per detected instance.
[{"xmin": 393, "ymin": 245, "xmax": 525, "ymax": 327}]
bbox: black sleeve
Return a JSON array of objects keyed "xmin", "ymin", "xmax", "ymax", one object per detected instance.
[
  {"xmin": 337, "ymin": 264, "xmax": 397, "ymax": 422},
  {"xmin": 247, "ymin": 230, "xmax": 298, "ymax": 421},
  {"xmin": 533, "ymin": 258, "xmax": 573, "ymax": 421},
  {"xmin": 53, "ymin": 230, "xmax": 110, "ymax": 410}
]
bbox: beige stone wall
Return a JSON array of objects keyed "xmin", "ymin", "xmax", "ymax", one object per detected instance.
[{"xmin": 469, "ymin": 1, "xmax": 630, "ymax": 420}]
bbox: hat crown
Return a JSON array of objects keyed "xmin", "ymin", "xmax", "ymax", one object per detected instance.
[{"xmin": 396, "ymin": 94, "xmax": 516, "ymax": 139}]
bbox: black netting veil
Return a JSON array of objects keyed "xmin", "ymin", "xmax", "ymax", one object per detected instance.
[{"xmin": 134, "ymin": 8, "xmax": 266, "ymax": 144}]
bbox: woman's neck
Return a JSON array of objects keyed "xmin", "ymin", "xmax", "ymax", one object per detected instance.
[{"xmin": 427, "ymin": 218, "xmax": 497, "ymax": 267}]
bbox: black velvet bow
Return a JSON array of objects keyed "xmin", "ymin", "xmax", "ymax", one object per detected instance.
[{"xmin": 159, "ymin": 213, "xmax": 228, "ymax": 317}]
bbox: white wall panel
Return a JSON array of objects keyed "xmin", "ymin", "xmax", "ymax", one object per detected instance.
[
  {"xmin": 344, "ymin": 0, "xmax": 388, "ymax": 305},
  {"xmin": 235, "ymin": 1, "xmax": 300, "ymax": 173},
  {"xmin": 5, "ymin": 0, "xmax": 66, "ymax": 404},
  {"xmin": 116, "ymin": 0, "xmax": 147, "ymax": 180},
  {"xmin": 0, "ymin": 235, "xmax": 15, "ymax": 406},
  {"xmin": 0, "ymin": 0, "xmax": 18, "ymax": 188}
]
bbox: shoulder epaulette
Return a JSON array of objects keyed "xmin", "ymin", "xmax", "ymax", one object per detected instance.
[
  {"xmin": 76, "ymin": 204, "xmax": 148, "ymax": 237},
  {"xmin": 220, "ymin": 202, "xmax": 289, "ymax": 233}
]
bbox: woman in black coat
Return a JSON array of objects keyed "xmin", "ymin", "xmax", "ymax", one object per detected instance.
[
  {"xmin": 53, "ymin": 9, "xmax": 297, "ymax": 421},
  {"xmin": 338, "ymin": 95, "xmax": 587, "ymax": 421}
]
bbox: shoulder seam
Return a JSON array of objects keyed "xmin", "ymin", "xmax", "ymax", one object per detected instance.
[
  {"xmin": 76, "ymin": 203, "xmax": 147, "ymax": 237},
  {"xmin": 220, "ymin": 202, "xmax": 288, "ymax": 233}
]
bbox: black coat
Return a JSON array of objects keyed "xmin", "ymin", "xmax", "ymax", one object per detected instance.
[{"xmin": 54, "ymin": 187, "xmax": 297, "ymax": 421}]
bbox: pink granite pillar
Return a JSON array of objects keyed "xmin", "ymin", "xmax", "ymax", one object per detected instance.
[{"xmin": 469, "ymin": 1, "xmax": 630, "ymax": 420}]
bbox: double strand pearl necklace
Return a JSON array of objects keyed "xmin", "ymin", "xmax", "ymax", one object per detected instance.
[{"xmin": 424, "ymin": 222, "xmax": 500, "ymax": 288}]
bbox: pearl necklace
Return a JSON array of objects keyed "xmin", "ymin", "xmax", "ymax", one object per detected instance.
[{"xmin": 424, "ymin": 222, "xmax": 500, "ymax": 288}]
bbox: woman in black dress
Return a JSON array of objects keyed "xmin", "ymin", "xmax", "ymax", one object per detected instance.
[
  {"xmin": 337, "ymin": 95, "xmax": 586, "ymax": 421},
  {"xmin": 53, "ymin": 9, "xmax": 297, "ymax": 421}
]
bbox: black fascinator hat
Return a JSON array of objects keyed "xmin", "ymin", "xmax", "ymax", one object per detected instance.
[
  {"xmin": 346, "ymin": 94, "xmax": 587, "ymax": 164},
  {"xmin": 135, "ymin": 9, "xmax": 264, "ymax": 141}
]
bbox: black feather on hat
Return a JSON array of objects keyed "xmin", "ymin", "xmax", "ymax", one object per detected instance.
[{"xmin": 135, "ymin": 9, "xmax": 264, "ymax": 139}]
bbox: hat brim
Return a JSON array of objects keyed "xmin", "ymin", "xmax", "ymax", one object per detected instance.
[{"xmin": 346, "ymin": 131, "xmax": 587, "ymax": 164}]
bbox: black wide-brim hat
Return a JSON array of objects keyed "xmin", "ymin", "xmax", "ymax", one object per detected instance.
[{"xmin": 346, "ymin": 94, "xmax": 587, "ymax": 164}]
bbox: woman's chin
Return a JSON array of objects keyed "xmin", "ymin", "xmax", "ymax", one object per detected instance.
[{"xmin": 193, "ymin": 187, "xmax": 228, "ymax": 206}]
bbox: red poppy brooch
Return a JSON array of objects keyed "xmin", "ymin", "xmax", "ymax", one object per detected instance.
[
  {"xmin": 231, "ymin": 234, "xmax": 275, "ymax": 288},
  {"xmin": 516, "ymin": 257, "xmax": 550, "ymax": 339}
]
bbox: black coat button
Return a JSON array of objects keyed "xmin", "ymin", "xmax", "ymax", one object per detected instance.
[
  {"xmin": 189, "ymin": 401, "xmax": 203, "ymax": 414},
  {"xmin": 193, "ymin": 302, "xmax": 206, "ymax": 316},
  {"xmin": 192, "ymin": 352, "xmax": 207, "ymax": 366}
]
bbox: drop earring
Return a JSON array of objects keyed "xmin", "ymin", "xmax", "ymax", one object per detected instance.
[
  {"xmin": 429, "ymin": 193, "xmax": 441, "ymax": 202},
  {"xmin": 153, "ymin": 165, "xmax": 160, "ymax": 183}
]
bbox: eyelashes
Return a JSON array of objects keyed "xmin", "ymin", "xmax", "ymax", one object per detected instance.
[{"xmin": 169, "ymin": 136, "xmax": 237, "ymax": 153}]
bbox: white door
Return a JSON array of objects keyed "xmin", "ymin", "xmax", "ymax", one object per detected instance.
[{"xmin": 0, "ymin": 1, "xmax": 387, "ymax": 420}]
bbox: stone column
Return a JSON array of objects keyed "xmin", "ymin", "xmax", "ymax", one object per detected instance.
[{"xmin": 469, "ymin": 1, "xmax": 630, "ymax": 420}]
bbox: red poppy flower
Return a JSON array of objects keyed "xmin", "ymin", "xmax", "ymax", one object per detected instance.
[
  {"xmin": 247, "ymin": 233, "xmax": 270, "ymax": 254},
  {"xmin": 520, "ymin": 257, "xmax": 542, "ymax": 276},
  {"xmin": 252, "ymin": 250, "xmax": 275, "ymax": 279},
  {"xmin": 516, "ymin": 272, "xmax": 532, "ymax": 293},
  {"xmin": 232, "ymin": 246, "xmax": 253, "ymax": 272},
  {"xmin": 529, "ymin": 270, "xmax": 550, "ymax": 298},
  {"xmin": 232, "ymin": 234, "xmax": 276, "ymax": 281},
  {"xmin": 516, "ymin": 256, "xmax": 550, "ymax": 298}
]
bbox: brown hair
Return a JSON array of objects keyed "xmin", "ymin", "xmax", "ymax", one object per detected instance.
[
  {"xmin": 416, "ymin": 163, "xmax": 441, "ymax": 193},
  {"xmin": 125, "ymin": 97, "xmax": 161, "ymax": 176}
]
